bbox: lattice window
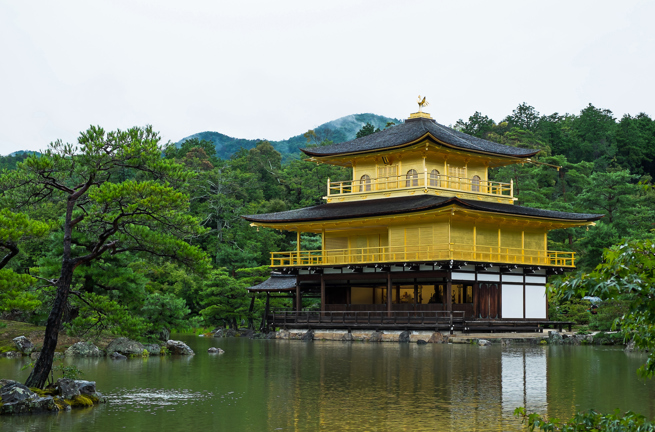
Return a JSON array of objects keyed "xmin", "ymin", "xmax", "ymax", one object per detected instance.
[
  {"xmin": 377, "ymin": 165, "xmax": 397, "ymax": 189},
  {"xmin": 448, "ymin": 165, "xmax": 467, "ymax": 189},
  {"xmin": 471, "ymin": 175, "xmax": 481, "ymax": 192},
  {"xmin": 429, "ymin": 169, "xmax": 440, "ymax": 187},
  {"xmin": 405, "ymin": 169, "xmax": 418, "ymax": 187},
  {"xmin": 359, "ymin": 174, "xmax": 371, "ymax": 192}
]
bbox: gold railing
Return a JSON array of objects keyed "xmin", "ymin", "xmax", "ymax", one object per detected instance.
[
  {"xmin": 327, "ymin": 173, "xmax": 513, "ymax": 197},
  {"xmin": 271, "ymin": 244, "xmax": 575, "ymax": 267}
]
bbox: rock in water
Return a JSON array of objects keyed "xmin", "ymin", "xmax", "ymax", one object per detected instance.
[
  {"xmin": 143, "ymin": 344, "xmax": 162, "ymax": 355},
  {"xmin": 0, "ymin": 379, "xmax": 18, "ymax": 387},
  {"xmin": 0, "ymin": 382, "xmax": 59, "ymax": 415},
  {"xmin": 341, "ymin": 332, "xmax": 354, "ymax": 342},
  {"xmin": 478, "ymin": 339, "xmax": 491, "ymax": 347},
  {"xmin": 65, "ymin": 341, "xmax": 103, "ymax": 357},
  {"xmin": 55, "ymin": 379, "xmax": 106, "ymax": 403},
  {"xmin": 276, "ymin": 330, "xmax": 290, "ymax": 340},
  {"xmin": 2, "ymin": 351, "xmax": 23, "ymax": 358},
  {"xmin": 106, "ymin": 337, "xmax": 145, "ymax": 356},
  {"xmin": 12, "ymin": 336, "xmax": 34, "ymax": 355},
  {"xmin": 166, "ymin": 340, "xmax": 195, "ymax": 355},
  {"xmin": 208, "ymin": 347, "xmax": 225, "ymax": 354},
  {"xmin": 417, "ymin": 340, "xmax": 428, "ymax": 345},
  {"xmin": 548, "ymin": 331, "xmax": 563, "ymax": 344},
  {"xmin": 56, "ymin": 378, "xmax": 81, "ymax": 399},
  {"xmin": 428, "ymin": 332, "xmax": 448, "ymax": 344},
  {"xmin": 398, "ymin": 331, "xmax": 411, "ymax": 343},
  {"xmin": 0, "ymin": 382, "xmax": 37, "ymax": 404},
  {"xmin": 110, "ymin": 352, "xmax": 127, "ymax": 360},
  {"xmin": 368, "ymin": 331, "xmax": 383, "ymax": 342},
  {"xmin": 300, "ymin": 329, "xmax": 314, "ymax": 341},
  {"xmin": 213, "ymin": 329, "xmax": 224, "ymax": 338}
]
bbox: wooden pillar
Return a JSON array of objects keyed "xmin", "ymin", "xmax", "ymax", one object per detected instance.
[
  {"xmin": 247, "ymin": 295, "xmax": 256, "ymax": 329},
  {"xmin": 295, "ymin": 280, "xmax": 301, "ymax": 312},
  {"xmin": 321, "ymin": 228, "xmax": 326, "ymax": 264},
  {"xmin": 320, "ymin": 273, "xmax": 325, "ymax": 314},
  {"xmin": 387, "ymin": 272, "xmax": 392, "ymax": 317},
  {"xmin": 296, "ymin": 230, "xmax": 301, "ymax": 266},
  {"xmin": 473, "ymin": 282, "xmax": 478, "ymax": 319},
  {"xmin": 395, "ymin": 285, "xmax": 400, "ymax": 304},
  {"xmin": 446, "ymin": 280, "xmax": 452, "ymax": 312},
  {"xmin": 263, "ymin": 293, "xmax": 270, "ymax": 332}
]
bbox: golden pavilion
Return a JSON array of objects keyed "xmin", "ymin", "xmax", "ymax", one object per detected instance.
[{"xmin": 244, "ymin": 106, "xmax": 603, "ymax": 332}]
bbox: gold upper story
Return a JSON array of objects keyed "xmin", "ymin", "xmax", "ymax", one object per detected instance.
[{"xmin": 312, "ymin": 112, "xmax": 528, "ymax": 205}]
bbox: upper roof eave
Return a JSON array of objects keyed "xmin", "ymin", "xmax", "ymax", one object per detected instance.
[
  {"xmin": 301, "ymin": 132, "xmax": 540, "ymax": 160},
  {"xmin": 300, "ymin": 117, "xmax": 540, "ymax": 159},
  {"xmin": 242, "ymin": 195, "xmax": 605, "ymax": 225}
]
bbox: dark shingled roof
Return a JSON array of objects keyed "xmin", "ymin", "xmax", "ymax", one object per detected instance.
[
  {"xmin": 243, "ymin": 195, "xmax": 604, "ymax": 223},
  {"xmin": 247, "ymin": 273, "xmax": 297, "ymax": 292},
  {"xmin": 301, "ymin": 117, "xmax": 539, "ymax": 158}
]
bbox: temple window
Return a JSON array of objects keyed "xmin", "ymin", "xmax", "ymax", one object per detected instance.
[
  {"xmin": 405, "ymin": 169, "xmax": 418, "ymax": 187},
  {"xmin": 429, "ymin": 169, "xmax": 440, "ymax": 187},
  {"xmin": 452, "ymin": 284, "xmax": 473, "ymax": 303},
  {"xmin": 472, "ymin": 175, "xmax": 481, "ymax": 192},
  {"xmin": 360, "ymin": 174, "xmax": 371, "ymax": 192}
]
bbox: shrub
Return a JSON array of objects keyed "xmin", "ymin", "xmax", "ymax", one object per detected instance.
[{"xmin": 589, "ymin": 299, "xmax": 630, "ymax": 331}]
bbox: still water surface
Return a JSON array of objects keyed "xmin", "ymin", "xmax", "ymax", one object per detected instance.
[{"xmin": 1, "ymin": 336, "xmax": 654, "ymax": 431}]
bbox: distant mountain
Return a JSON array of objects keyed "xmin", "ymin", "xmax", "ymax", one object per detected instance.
[
  {"xmin": 7, "ymin": 150, "xmax": 40, "ymax": 157},
  {"xmin": 177, "ymin": 113, "xmax": 400, "ymax": 160}
]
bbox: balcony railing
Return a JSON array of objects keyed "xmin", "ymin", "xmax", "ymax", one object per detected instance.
[
  {"xmin": 327, "ymin": 173, "xmax": 513, "ymax": 198},
  {"xmin": 271, "ymin": 244, "xmax": 575, "ymax": 268}
]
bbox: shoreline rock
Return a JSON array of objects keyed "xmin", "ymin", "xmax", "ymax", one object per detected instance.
[
  {"xmin": 65, "ymin": 341, "xmax": 103, "ymax": 357},
  {"xmin": 0, "ymin": 379, "xmax": 106, "ymax": 416},
  {"xmin": 13, "ymin": 336, "xmax": 34, "ymax": 355},
  {"xmin": 106, "ymin": 338, "xmax": 145, "ymax": 357},
  {"xmin": 166, "ymin": 340, "xmax": 194, "ymax": 355}
]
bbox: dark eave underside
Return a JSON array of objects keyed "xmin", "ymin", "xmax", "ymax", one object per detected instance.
[
  {"xmin": 243, "ymin": 195, "xmax": 604, "ymax": 224},
  {"xmin": 301, "ymin": 117, "xmax": 539, "ymax": 158}
]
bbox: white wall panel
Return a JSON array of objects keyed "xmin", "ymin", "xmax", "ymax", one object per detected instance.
[
  {"xmin": 526, "ymin": 276, "xmax": 547, "ymax": 284},
  {"xmin": 452, "ymin": 272, "xmax": 475, "ymax": 281},
  {"xmin": 478, "ymin": 273, "xmax": 500, "ymax": 282},
  {"xmin": 525, "ymin": 285, "xmax": 546, "ymax": 319},
  {"xmin": 502, "ymin": 284, "xmax": 524, "ymax": 318},
  {"xmin": 502, "ymin": 274, "xmax": 523, "ymax": 283}
]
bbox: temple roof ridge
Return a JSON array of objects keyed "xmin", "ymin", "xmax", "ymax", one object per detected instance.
[{"xmin": 301, "ymin": 117, "xmax": 539, "ymax": 159}]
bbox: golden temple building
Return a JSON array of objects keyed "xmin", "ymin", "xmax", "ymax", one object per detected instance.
[{"xmin": 244, "ymin": 107, "xmax": 603, "ymax": 332}]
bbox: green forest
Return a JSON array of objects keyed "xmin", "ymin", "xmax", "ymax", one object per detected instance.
[{"xmin": 1, "ymin": 102, "xmax": 655, "ymax": 341}]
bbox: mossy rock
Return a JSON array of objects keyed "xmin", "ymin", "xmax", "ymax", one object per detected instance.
[
  {"xmin": 64, "ymin": 394, "xmax": 94, "ymax": 408},
  {"xmin": 30, "ymin": 387, "xmax": 58, "ymax": 397}
]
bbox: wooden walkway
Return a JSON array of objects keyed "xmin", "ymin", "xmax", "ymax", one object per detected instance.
[{"xmin": 267, "ymin": 310, "xmax": 572, "ymax": 333}]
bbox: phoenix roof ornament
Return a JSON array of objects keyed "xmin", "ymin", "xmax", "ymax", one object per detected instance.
[{"xmin": 417, "ymin": 95, "xmax": 429, "ymax": 112}]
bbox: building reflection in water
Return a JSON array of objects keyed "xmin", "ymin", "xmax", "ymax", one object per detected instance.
[{"xmin": 261, "ymin": 342, "xmax": 550, "ymax": 431}]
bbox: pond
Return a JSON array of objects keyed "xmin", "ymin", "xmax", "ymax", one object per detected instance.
[{"xmin": 1, "ymin": 336, "xmax": 654, "ymax": 431}]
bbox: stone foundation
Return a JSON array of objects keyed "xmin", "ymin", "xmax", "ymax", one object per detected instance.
[{"xmin": 272, "ymin": 329, "xmax": 446, "ymax": 343}]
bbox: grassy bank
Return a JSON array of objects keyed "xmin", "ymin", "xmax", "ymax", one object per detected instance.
[{"xmin": 0, "ymin": 319, "xmax": 114, "ymax": 354}]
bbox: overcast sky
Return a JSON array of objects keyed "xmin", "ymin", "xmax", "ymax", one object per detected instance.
[{"xmin": 1, "ymin": 0, "xmax": 654, "ymax": 154}]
